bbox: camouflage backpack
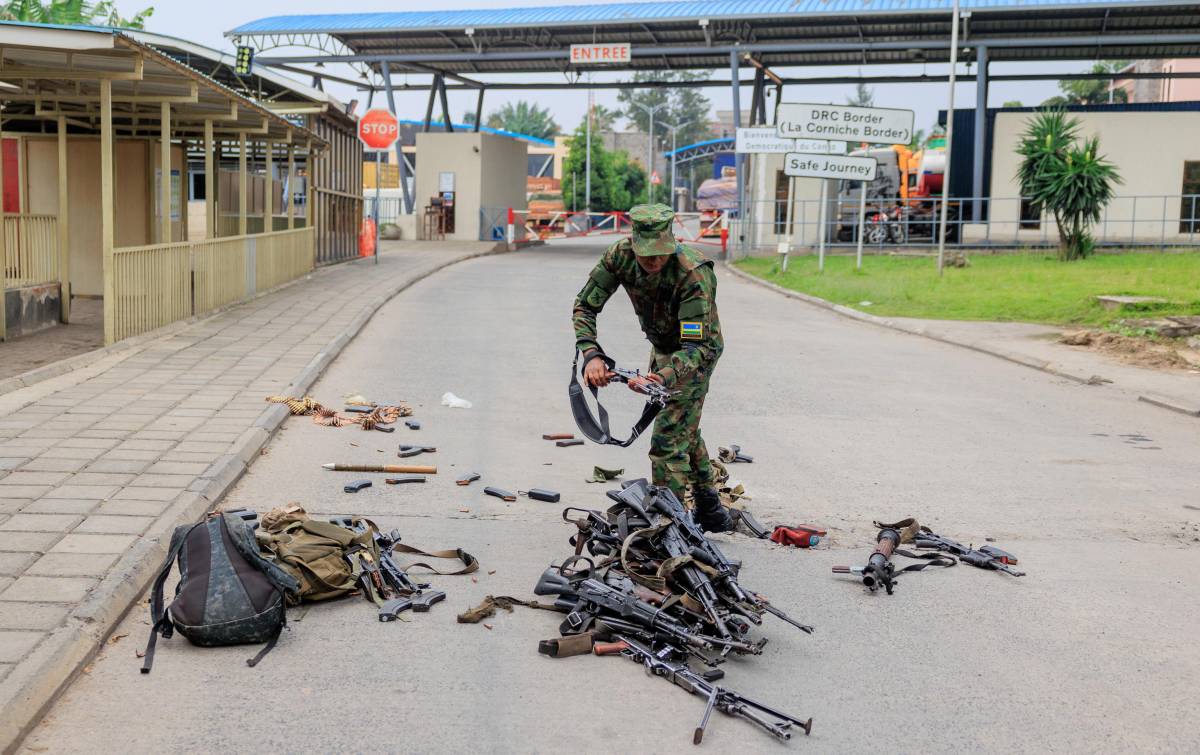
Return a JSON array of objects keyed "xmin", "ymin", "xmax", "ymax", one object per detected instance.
[{"xmin": 141, "ymin": 511, "xmax": 300, "ymax": 673}]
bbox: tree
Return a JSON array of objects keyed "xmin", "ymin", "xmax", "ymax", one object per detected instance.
[
  {"xmin": 1041, "ymin": 61, "xmax": 1130, "ymax": 106},
  {"xmin": 587, "ymin": 104, "xmax": 620, "ymax": 133},
  {"xmin": 1, "ymin": 0, "xmax": 154, "ymax": 28},
  {"xmin": 461, "ymin": 110, "xmax": 477, "ymax": 127},
  {"xmin": 1016, "ymin": 110, "xmax": 1121, "ymax": 260},
  {"xmin": 846, "ymin": 82, "xmax": 875, "ymax": 108},
  {"xmin": 907, "ymin": 129, "xmax": 926, "ymax": 151},
  {"xmin": 560, "ymin": 122, "xmax": 646, "ymax": 213},
  {"xmin": 485, "ymin": 101, "xmax": 560, "ymax": 139},
  {"xmin": 617, "ymin": 72, "xmax": 715, "ymax": 155},
  {"xmin": 1002, "ymin": 100, "xmax": 1025, "ymax": 108}
]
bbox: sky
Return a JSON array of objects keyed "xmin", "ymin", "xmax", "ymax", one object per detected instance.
[{"xmin": 122, "ymin": 0, "xmax": 1093, "ymax": 141}]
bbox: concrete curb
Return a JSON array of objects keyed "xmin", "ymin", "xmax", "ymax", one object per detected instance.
[
  {"xmin": 724, "ymin": 262, "xmax": 1198, "ymax": 417},
  {"xmin": 1, "ymin": 245, "xmax": 507, "ymax": 753}
]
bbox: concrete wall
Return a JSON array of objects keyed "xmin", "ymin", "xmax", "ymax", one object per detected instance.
[
  {"xmin": 414, "ymin": 131, "xmax": 527, "ymax": 241},
  {"xmin": 23, "ymin": 136, "xmax": 183, "ymax": 296},
  {"xmin": 989, "ymin": 110, "xmax": 1200, "ymax": 242}
]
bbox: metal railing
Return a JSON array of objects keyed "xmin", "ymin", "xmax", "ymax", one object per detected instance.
[
  {"xmin": 3, "ymin": 214, "xmax": 58, "ymax": 287},
  {"xmin": 478, "ymin": 208, "xmax": 635, "ymax": 243},
  {"xmin": 726, "ymin": 193, "xmax": 1200, "ymax": 258},
  {"xmin": 111, "ymin": 226, "xmax": 314, "ymax": 343}
]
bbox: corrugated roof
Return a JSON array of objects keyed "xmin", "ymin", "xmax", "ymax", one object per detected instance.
[
  {"xmin": 398, "ymin": 119, "xmax": 555, "ymax": 145},
  {"xmin": 231, "ymin": 0, "xmax": 1180, "ymax": 34}
]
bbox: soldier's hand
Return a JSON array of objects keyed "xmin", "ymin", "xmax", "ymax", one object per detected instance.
[
  {"xmin": 626, "ymin": 373, "xmax": 664, "ymax": 395},
  {"xmin": 584, "ymin": 356, "xmax": 614, "ymax": 388}
]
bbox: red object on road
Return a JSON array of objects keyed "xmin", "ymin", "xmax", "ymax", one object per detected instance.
[
  {"xmin": 359, "ymin": 218, "xmax": 376, "ymax": 257},
  {"xmin": 770, "ymin": 525, "xmax": 827, "ymax": 548},
  {"xmin": 358, "ymin": 109, "xmax": 399, "ymax": 151}
]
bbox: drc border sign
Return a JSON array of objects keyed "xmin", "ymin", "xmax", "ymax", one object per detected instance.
[
  {"xmin": 358, "ymin": 109, "xmax": 399, "ymax": 151},
  {"xmin": 776, "ymin": 104, "xmax": 914, "ymax": 145},
  {"xmin": 784, "ymin": 152, "xmax": 878, "ymax": 182}
]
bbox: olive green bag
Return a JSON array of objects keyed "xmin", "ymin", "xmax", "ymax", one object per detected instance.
[{"xmin": 256, "ymin": 505, "xmax": 379, "ymax": 604}]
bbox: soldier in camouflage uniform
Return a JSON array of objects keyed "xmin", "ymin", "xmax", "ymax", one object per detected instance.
[{"xmin": 572, "ymin": 204, "xmax": 731, "ymax": 532}]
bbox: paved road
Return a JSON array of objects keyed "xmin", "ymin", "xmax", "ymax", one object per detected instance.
[{"xmin": 23, "ymin": 238, "xmax": 1200, "ymax": 753}]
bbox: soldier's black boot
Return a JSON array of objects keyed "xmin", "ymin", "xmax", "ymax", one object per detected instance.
[{"xmin": 693, "ymin": 487, "xmax": 732, "ymax": 533}]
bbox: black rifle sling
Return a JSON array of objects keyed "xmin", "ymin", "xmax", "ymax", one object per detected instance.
[
  {"xmin": 892, "ymin": 549, "xmax": 958, "ymax": 573},
  {"xmin": 569, "ymin": 350, "xmax": 661, "ymax": 447}
]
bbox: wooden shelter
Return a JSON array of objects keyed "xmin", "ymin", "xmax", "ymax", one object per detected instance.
[{"xmin": 0, "ymin": 22, "xmax": 327, "ymax": 345}]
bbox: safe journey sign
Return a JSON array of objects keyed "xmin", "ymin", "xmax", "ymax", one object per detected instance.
[
  {"xmin": 775, "ymin": 104, "xmax": 914, "ymax": 145},
  {"xmin": 783, "ymin": 152, "xmax": 878, "ymax": 182}
]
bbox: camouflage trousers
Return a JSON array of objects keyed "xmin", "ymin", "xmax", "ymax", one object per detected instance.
[{"xmin": 649, "ymin": 351, "xmax": 716, "ymax": 500}]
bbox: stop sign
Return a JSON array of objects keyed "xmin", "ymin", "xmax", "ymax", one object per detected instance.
[{"xmin": 358, "ymin": 108, "xmax": 399, "ymax": 151}]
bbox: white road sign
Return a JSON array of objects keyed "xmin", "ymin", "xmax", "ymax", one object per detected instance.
[
  {"xmin": 784, "ymin": 152, "xmax": 878, "ymax": 181},
  {"xmin": 735, "ymin": 127, "xmax": 846, "ymax": 154},
  {"xmin": 776, "ymin": 104, "xmax": 914, "ymax": 144}
]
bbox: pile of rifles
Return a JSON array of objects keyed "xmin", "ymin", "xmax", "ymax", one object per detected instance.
[{"xmin": 533, "ymin": 478, "xmax": 813, "ymax": 745}]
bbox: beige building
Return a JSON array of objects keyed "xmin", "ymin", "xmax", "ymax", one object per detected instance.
[
  {"xmin": 0, "ymin": 24, "xmax": 326, "ymax": 344},
  {"xmin": 413, "ymin": 131, "xmax": 527, "ymax": 242},
  {"xmin": 988, "ymin": 108, "xmax": 1200, "ymax": 242}
]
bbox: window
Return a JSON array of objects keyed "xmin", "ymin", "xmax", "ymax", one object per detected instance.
[
  {"xmin": 1181, "ymin": 161, "xmax": 1200, "ymax": 233},
  {"xmin": 1019, "ymin": 198, "xmax": 1041, "ymax": 230}
]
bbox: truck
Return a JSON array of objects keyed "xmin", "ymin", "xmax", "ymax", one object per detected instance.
[{"xmin": 834, "ymin": 144, "xmax": 959, "ymax": 244}]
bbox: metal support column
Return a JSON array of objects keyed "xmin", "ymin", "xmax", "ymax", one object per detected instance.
[
  {"xmin": 265, "ymin": 140, "xmax": 274, "ymax": 231},
  {"xmin": 937, "ymin": 0, "xmax": 962, "ymax": 275},
  {"xmin": 731, "ymin": 50, "xmax": 744, "ymax": 254},
  {"xmin": 287, "ymin": 142, "xmax": 295, "ymax": 229},
  {"xmin": 100, "ymin": 79, "xmax": 115, "ymax": 345},
  {"xmin": 972, "ymin": 45, "xmax": 989, "ymax": 223},
  {"xmin": 422, "ymin": 75, "xmax": 439, "ymax": 132},
  {"xmin": 238, "ymin": 132, "xmax": 248, "ymax": 237},
  {"xmin": 749, "ymin": 68, "xmax": 765, "ymax": 126},
  {"xmin": 474, "ymin": 88, "xmax": 485, "ymax": 132},
  {"xmin": 57, "ymin": 114, "xmax": 70, "ymax": 323},
  {"xmin": 204, "ymin": 120, "xmax": 215, "ymax": 239},
  {"xmin": 382, "ymin": 62, "xmax": 412, "ymax": 215},
  {"xmin": 160, "ymin": 103, "xmax": 172, "ymax": 244},
  {"xmin": 437, "ymin": 76, "xmax": 454, "ymax": 132}
]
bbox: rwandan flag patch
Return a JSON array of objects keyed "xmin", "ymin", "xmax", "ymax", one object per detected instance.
[{"xmin": 680, "ymin": 321, "xmax": 703, "ymax": 340}]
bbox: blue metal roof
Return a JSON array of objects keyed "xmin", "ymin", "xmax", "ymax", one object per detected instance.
[
  {"xmin": 231, "ymin": 1, "xmax": 1161, "ymax": 34},
  {"xmin": 664, "ymin": 136, "xmax": 733, "ymax": 158},
  {"xmin": 397, "ymin": 119, "xmax": 555, "ymax": 146}
]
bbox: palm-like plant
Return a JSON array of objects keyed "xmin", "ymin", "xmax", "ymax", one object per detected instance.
[
  {"xmin": 485, "ymin": 101, "xmax": 560, "ymax": 140},
  {"xmin": 1016, "ymin": 111, "xmax": 1121, "ymax": 260}
]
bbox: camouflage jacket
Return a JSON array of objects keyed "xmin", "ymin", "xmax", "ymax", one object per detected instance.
[{"xmin": 572, "ymin": 239, "xmax": 723, "ymax": 388}]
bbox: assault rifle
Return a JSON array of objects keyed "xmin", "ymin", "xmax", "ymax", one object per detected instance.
[
  {"xmin": 914, "ymin": 530, "xmax": 1025, "ymax": 577},
  {"xmin": 570, "ymin": 351, "xmax": 677, "ymax": 447},
  {"xmin": 331, "ymin": 517, "xmax": 447, "ymax": 621},
  {"xmin": 644, "ymin": 485, "xmax": 814, "ymax": 634},
  {"xmin": 533, "ymin": 568, "xmax": 763, "ymax": 655},
  {"xmin": 595, "ymin": 634, "xmax": 812, "ymax": 744}
]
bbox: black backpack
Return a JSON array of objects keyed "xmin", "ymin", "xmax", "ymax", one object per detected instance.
[{"xmin": 141, "ymin": 511, "xmax": 300, "ymax": 673}]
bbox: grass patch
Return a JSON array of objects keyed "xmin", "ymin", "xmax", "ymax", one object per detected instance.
[{"xmin": 735, "ymin": 252, "xmax": 1200, "ymax": 326}]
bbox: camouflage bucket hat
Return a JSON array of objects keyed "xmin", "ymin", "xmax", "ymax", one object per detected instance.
[{"xmin": 628, "ymin": 203, "xmax": 676, "ymax": 257}]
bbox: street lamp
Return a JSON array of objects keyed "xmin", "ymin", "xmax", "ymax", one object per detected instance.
[
  {"xmin": 660, "ymin": 119, "xmax": 695, "ymax": 211},
  {"xmin": 632, "ymin": 99, "xmax": 668, "ymax": 203}
]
